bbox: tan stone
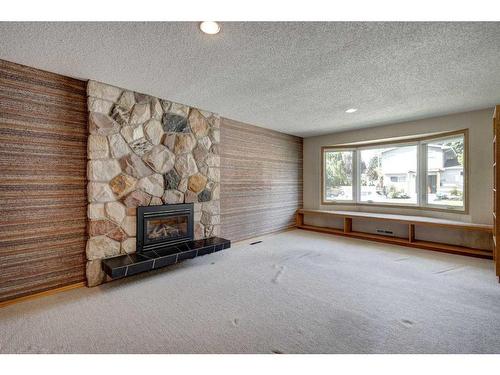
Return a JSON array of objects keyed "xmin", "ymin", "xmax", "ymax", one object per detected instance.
[
  {"xmin": 192, "ymin": 143, "xmax": 209, "ymax": 164},
  {"xmin": 109, "ymin": 173, "xmax": 137, "ymax": 198},
  {"xmin": 86, "ymin": 260, "xmax": 106, "ymax": 287},
  {"xmin": 119, "ymin": 153, "xmax": 153, "ymax": 179},
  {"xmin": 88, "ymin": 134, "xmax": 109, "ymax": 159},
  {"xmin": 105, "ymin": 201, "xmax": 126, "ymax": 224},
  {"xmin": 89, "ymin": 112, "xmax": 120, "ymax": 135},
  {"xmin": 121, "ymin": 124, "xmax": 144, "ymax": 143},
  {"xmin": 117, "ymin": 91, "xmax": 136, "ymax": 111},
  {"xmin": 123, "ymin": 190, "xmax": 152, "ymax": 208},
  {"xmin": 163, "ymin": 133, "xmax": 176, "ymax": 151},
  {"xmin": 121, "ymin": 237, "xmax": 137, "ymax": 254},
  {"xmin": 130, "ymin": 103, "xmax": 151, "ymax": 124},
  {"xmin": 174, "ymin": 133, "xmax": 197, "ymax": 154},
  {"xmin": 88, "ymin": 220, "xmax": 119, "ymax": 237},
  {"xmin": 88, "ymin": 182, "xmax": 115, "ymax": 203},
  {"xmin": 209, "ymin": 128, "xmax": 220, "ymax": 144},
  {"xmin": 138, "ymin": 174, "xmax": 164, "ymax": 197},
  {"xmin": 189, "ymin": 109, "xmax": 209, "ymax": 138},
  {"xmin": 108, "ymin": 133, "xmax": 130, "ymax": 158},
  {"xmin": 174, "ymin": 153, "xmax": 198, "ymax": 177},
  {"xmin": 207, "ymin": 167, "xmax": 220, "ymax": 182},
  {"xmin": 122, "ymin": 216, "xmax": 137, "ymax": 236},
  {"xmin": 144, "ymin": 119, "xmax": 164, "ymax": 145},
  {"xmin": 107, "ymin": 227, "xmax": 128, "ymax": 242},
  {"xmin": 87, "ymin": 159, "xmax": 121, "ymax": 182},
  {"xmin": 150, "ymin": 197, "xmax": 163, "ymax": 205},
  {"xmin": 194, "ymin": 223, "xmax": 205, "ymax": 240},
  {"xmin": 169, "ymin": 102, "xmax": 190, "ymax": 117},
  {"xmin": 151, "ymin": 98, "xmax": 163, "ymax": 120},
  {"xmin": 88, "ymin": 97, "xmax": 114, "ymax": 115},
  {"xmin": 184, "ymin": 190, "xmax": 198, "ymax": 203},
  {"xmin": 88, "ymin": 203, "xmax": 106, "ymax": 220},
  {"xmin": 87, "ymin": 81, "xmax": 122, "ymax": 102},
  {"xmin": 202, "ymin": 200, "xmax": 220, "ymax": 215},
  {"xmin": 86, "ymin": 235, "xmax": 121, "ymax": 260},
  {"xmin": 162, "ymin": 190, "xmax": 184, "ymax": 204},
  {"xmin": 188, "ymin": 173, "xmax": 207, "ymax": 193},
  {"xmin": 142, "ymin": 145, "xmax": 175, "ymax": 174}
]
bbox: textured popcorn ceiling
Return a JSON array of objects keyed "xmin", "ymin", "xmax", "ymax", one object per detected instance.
[{"xmin": 1, "ymin": 22, "xmax": 500, "ymax": 137}]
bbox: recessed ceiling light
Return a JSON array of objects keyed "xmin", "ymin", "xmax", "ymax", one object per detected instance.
[
  {"xmin": 200, "ymin": 21, "xmax": 220, "ymax": 35},
  {"xmin": 345, "ymin": 108, "xmax": 358, "ymax": 113}
]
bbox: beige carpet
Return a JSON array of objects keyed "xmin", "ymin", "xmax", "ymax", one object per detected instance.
[{"xmin": 1, "ymin": 229, "xmax": 499, "ymax": 354}]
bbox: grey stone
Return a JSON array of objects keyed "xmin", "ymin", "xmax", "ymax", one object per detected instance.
[
  {"xmin": 205, "ymin": 154, "xmax": 220, "ymax": 168},
  {"xmin": 129, "ymin": 137, "xmax": 154, "ymax": 156},
  {"xmin": 88, "ymin": 134, "xmax": 109, "ymax": 159},
  {"xmin": 192, "ymin": 143, "xmax": 209, "ymax": 164},
  {"xmin": 130, "ymin": 103, "xmax": 151, "ymax": 124},
  {"xmin": 119, "ymin": 153, "xmax": 154, "ymax": 179},
  {"xmin": 87, "ymin": 81, "xmax": 122, "ymax": 102},
  {"xmin": 194, "ymin": 223, "xmax": 204, "ymax": 240},
  {"xmin": 138, "ymin": 174, "xmax": 164, "ymax": 197},
  {"xmin": 88, "ymin": 182, "xmax": 116, "ymax": 203},
  {"xmin": 211, "ymin": 183, "xmax": 220, "ymax": 200},
  {"xmin": 210, "ymin": 143, "xmax": 220, "ymax": 155},
  {"xmin": 135, "ymin": 92, "xmax": 152, "ymax": 104},
  {"xmin": 144, "ymin": 119, "xmax": 164, "ymax": 145},
  {"xmin": 162, "ymin": 113, "xmax": 188, "ymax": 133},
  {"xmin": 108, "ymin": 133, "xmax": 131, "ymax": 159},
  {"xmin": 162, "ymin": 190, "xmax": 184, "ymax": 204},
  {"xmin": 86, "ymin": 260, "xmax": 106, "ymax": 287},
  {"xmin": 198, "ymin": 188, "xmax": 212, "ymax": 202},
  {"xmin": 175, "ymin": 153, "xmax": 198, "ymax": 177},
  {"xmin": 201, "ymin": 212, "xmax": 220, "ymax": 225},
  {"xmin": 160, "ymin": 99, "xmax": 171, "ymax": 112},
  {"xmin": 89, "ymin": 112, "xmax": 120, "ymax": 135},
  {"xmin": 121, "ymin": 124, "xmax": 144, "ymax": 143},
  {"xmin": 110, "ymin": 105, "xmax": 130, "ymax": 126},
  {"xmin": 86, "ymin": 235, "xmax": 121, "ymax": 260},
  {"xmin": 177, "ymin": 177, "xmax": 188, "ymax": 193},
  {"xmin": 164, "ymin": 169, "xmax": 181, "ymax": 190},
  {"xmin": 87, "ymin": 159, "xmax": 121, "ymax": 182},
  {"xmin": 143, "ymin": 144, "xmax": 175, "ymax": 174}
]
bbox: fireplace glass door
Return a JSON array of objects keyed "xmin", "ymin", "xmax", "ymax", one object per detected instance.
[{"xmin": 144, "ymin": 214, "xmax": 189, "ymax": 246}]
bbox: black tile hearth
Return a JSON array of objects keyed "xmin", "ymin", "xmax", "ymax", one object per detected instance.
[{"xmin": 101, "ymin": 237, "xmax": 231, "ymax": 280}]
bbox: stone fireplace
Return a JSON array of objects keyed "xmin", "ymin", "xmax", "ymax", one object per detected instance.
[
  {"xmin": 137, "ymin": 203, "xmax": 194, "ymax": 252},
  {"xmin": 85, "ymin": 81, "xmax": 221, "ymax": 286}
]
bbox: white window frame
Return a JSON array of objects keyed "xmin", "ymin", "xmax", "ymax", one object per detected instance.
[{"xmin": 321, "ymin": 130, "xmax": 467, "ymax": 213}]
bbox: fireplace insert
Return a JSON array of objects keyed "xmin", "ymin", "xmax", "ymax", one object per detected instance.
[{"xmin": 137, "ymin": 203, "xmax": 194, "ymax": 252}]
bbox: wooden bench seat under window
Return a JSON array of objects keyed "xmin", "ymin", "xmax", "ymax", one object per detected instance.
[{"xmin": 296, "ymin": 209, "xmax": 493, "ymax": 259}]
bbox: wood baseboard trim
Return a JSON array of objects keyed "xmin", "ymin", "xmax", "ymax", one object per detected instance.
[{"xmin": 0, "ymin": 282, "xmax": 86, "ymax": 309}]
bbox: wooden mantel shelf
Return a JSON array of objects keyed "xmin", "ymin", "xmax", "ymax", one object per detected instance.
[{"xmin": 296, "ymin": 209, "xmax": 493, "ymax": 259}]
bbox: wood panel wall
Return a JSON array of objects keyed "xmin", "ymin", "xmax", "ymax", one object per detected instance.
[
  {"xmin": 0, "ymin": 59, "xmax": 88, "ymax": 302},
  {"xmin": 220, "ymin": 117, "xmax": 303, "ymax": 242}
]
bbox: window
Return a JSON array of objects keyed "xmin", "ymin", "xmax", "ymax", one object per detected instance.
[
  {"xmin": 322, "ymin": 130, "xmax": 467, "ymax": 212},
  {"xmin": 359, "ymin": 145, "xmax": 418, "ymax": 205},
  {"xmin": 323, "ymin": 150, "xmax": 354, "ymax": 201},
  {"xmin": 424, "ymin": 134, "xmax": 465, "ymax": 208}
]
